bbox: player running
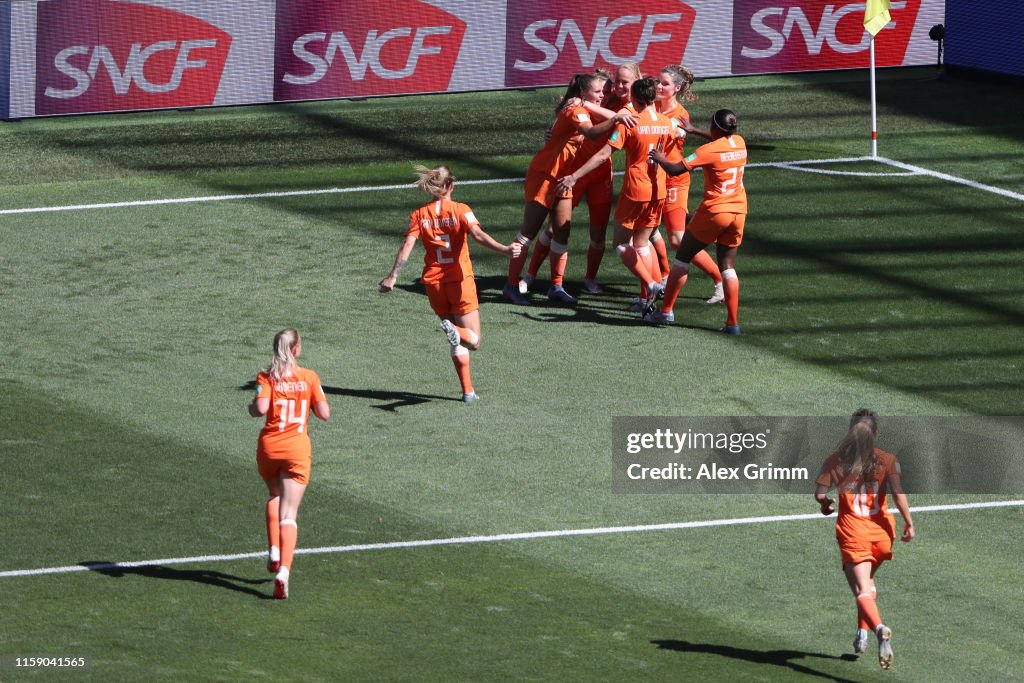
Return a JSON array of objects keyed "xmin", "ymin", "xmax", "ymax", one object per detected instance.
[
  {"xmin": 380, "ymin": 165, "xmax": 521, "ymax": 402},
  {"xmin": 249, "ymin": 328, "xmax": 330, "ymax": 599},
  {"xmin": 646, "ymin": 109, "xmax": 747, "ymax": 333},
  {"xmin": 814, "ymin": 409, "xmax": 915, "ymax": 670}
]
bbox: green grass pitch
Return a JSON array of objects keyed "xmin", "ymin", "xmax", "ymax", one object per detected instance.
[{"xmin": 2, "ymin": 67, "xmax": 1023, "ymax": 681}]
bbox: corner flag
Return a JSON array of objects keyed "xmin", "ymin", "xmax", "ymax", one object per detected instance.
[{"xmin": 864, "ymin": 0, "xmax": 892, "ymax": 37}]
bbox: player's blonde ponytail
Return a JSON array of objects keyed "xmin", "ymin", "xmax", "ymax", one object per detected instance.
[
  {"xmin": 836, "ymin": 418, "xmax": 878, "ymax": 483},
  {"xmin": 266, "ymin": 328, "xmax": 300, "ymax": 380},
  {"xmin": 414, "ymin": 165, "xmax": 454, "ymax": 198}
]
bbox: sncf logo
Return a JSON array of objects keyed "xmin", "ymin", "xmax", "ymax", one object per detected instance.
[
  {"xmin": 36, "ymin": 0, "xmax": 231, "ymax": 115},
  {"xmin": 275, "ymin": 0, "xmax": 466, "ymax": 99},
  {"xmin": 283, "ymin": 27, "xmax": 454, "ymax": 84},
  {"xmin": 732, "ymin": 0, "xmax": 921, "ymax": 73},
  {"xmin": 45, "ymin": 40, "xmax": 218, "ymax": 98},
  {"xmin": 506, "ymin": 1, "xmax": 697, "ymax": 88}
]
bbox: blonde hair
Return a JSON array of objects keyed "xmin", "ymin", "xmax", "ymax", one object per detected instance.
[
  {"xmin": 661, "ymin": 64, "xmax": 698, "ymax": 104},
  {"xmin": 414, "ymin": 164, "xmax": 454, "ymax": 198},
  {"xmin": 618, "ymin": 62, "xmax": 642, "ymax": 80},
  {"xmin": 836, "ymin": 418, "xmax": 878, "ymax": 483},
  {"xmin": 265, "ymin": 328, "xmax": 300, "ymax": 381}
]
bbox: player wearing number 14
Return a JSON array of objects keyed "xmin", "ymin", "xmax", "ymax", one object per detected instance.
[{"xmin": 249, "ymin": 328, "xmax": 330, "ymax": 599}]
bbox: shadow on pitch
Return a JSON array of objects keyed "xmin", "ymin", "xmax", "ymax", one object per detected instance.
[
  {"xmin": 238, "ymin": 380, "xmax": 460, "ymax": 411},
  {"xmin": 82, "ymin": 562, "xmax": 273, "ymax": 600},
  {"xmin": 652, "ymin": 639, "xmax": 860, "ymax": 683}
]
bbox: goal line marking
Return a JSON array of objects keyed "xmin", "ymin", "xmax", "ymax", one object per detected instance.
[
  {"xmin": 2, "ymin": 499, "xmax": 1021, "ymax": 579},
  {"xmin": 2, "ymin": 155, "xmax": 1017, "ymax": 216}
]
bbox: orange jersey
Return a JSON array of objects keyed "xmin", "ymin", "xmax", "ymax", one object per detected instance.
[
  {"xmin": 816, "ymin": 448, "xmax": 901, "ymax": 543},
  {"xmin": 659, "ymin": 100, "xmax": 692, "ymax": 190},
  {"xmin": 608, "ymin": 106, "xmax": 675, "ymax": 202},
  {"xmin": 528, "ymin": 104, "xmax": 593, "ymax": 180},
  {"xmin": 569, "ymin": 101, "xmax": 633, "ymax": 175},
  {"xmin": 682, "ymin": 134, "xmax": 748, "ymax": 214},
  {"xmin": 406, "ymin": 198, "xmax": 480, "ymax": 284},
  {"xmin": 256, "ymin": 367, "xmax": 326, "ymax": 458}
]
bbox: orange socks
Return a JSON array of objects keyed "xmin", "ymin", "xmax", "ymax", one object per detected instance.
[
  {"xmin": 280, "ymin": 519, "xmax": 297, "ymax": 572},
  {"xmin": 549, "ymin": 241, "xmax": 568, "ymax": 286},
  {"xmin": 661, "ymin": 261, "xmax": 689, "ymax": 313},
  {"xmin": 856, "ymin": 592, "xmax": 882, "ymax": 632},
  {"xmin": 507, "ymin": 233, "xmax": 532, "ymax": 285},
  {"xmin": 451, "ymin": 345, "xmax": 473, "ymax": 394},
  {"xmin": 618, "ymin": 244, "xmax": 654, "ymax": 286},
  {"xmin": 692, "ymin": 249, "xmax": 722, "ymax": 283},
  {"xmin": 527, "ymin": 232, "xmax": 552, "ymax": 279},
  {"xmin": 651, "ymin": 232, "xmax": 670, "ymax": 276}
]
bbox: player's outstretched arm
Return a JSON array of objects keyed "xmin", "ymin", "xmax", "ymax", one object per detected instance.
[
  {"xmin": 380, "ymin": 234, "xmax": 418, "ymax": 293},
  {"xmin": 557, "ymin": 144, "xmax": 614, "ymax": 193},
  {"xmin": 469, "ymin": 225, "xmax": 522, "ymax": 259}
]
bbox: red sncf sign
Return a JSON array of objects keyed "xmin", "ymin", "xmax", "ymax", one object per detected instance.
[
  {"xmin": 36, "ymin": 0, "xmax": 231, "ymax": 115},
  {"xmin": 732, "ymin": 0, "xmax": 921, "ymax": 74},
  {"xmin": 505, "ymin": 0, "xmax": 697, "ymax": 88},
  {"xmin": 274, "ymin": 0, "xmax": 466, "ymax": 100}
]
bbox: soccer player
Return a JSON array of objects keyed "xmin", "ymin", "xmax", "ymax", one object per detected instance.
[
  {"xmin": 524, "ymin": 64, "xmax": 641, "ymax": 297},
  {"xmin": 646, "ymin": 109, "xmax": 747, "ymax": 333},
  {"xmin": 557, "ymin": 77, "xmax": 675, "ymax": 308},
  {"xmin": 379, "ymin": 165, "xmax": 521, "ymax": 402},
  {"xmin": 654, "ymin": 65, "xmax": 724, "ymax": 305},
  {"xmin": 504, "ymin": 73, "xmax": 635, "ymax": 306},
  {"xmin": 249, "ymin": 328, "xmax": 330, "ymax": 599},
  {"xmin": 814, "ymin": 409, "xmax": 915, "ymax": 670}
]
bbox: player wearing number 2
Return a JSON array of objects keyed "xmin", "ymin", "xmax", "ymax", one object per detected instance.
[
  {"xmin": 814, "ymin": 409, "xmax": 915, "ymax": 670},
  {"xmin": 249, "ymin": 327, "xmax": 330, "ymax": 599},
  {"xmin": 380, "ymin": 165, "xmax": 521, "ymax": 402}
]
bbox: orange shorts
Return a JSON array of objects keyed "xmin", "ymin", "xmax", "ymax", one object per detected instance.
[
  {"xmin": 663, "ymin": 185, "xmax": 690, "ymax": 232},
  {"xmin": 572, "ymin": 165, "xmax": 614, "ymax": 210},
  {"xmin": 615, "ymin": 196, "xmax": 665, "ymax": 231},
  {"xmin": 524, "ymin": 170, "xmax": 571, "ymax": 209},
  {"xmin": 426, "ymin": 277, "xmax": 478, "ymax": 317},
  {"xmin": 686, "ymin": 208, "xmax": 746, "ymax": 247},
  {"xmin": 257, "ymin": 453, "xmax": 311, "ymax": 486},
  {"xmin": 837, "ymin": 534, "xmax": 893, "ymax": 567}
]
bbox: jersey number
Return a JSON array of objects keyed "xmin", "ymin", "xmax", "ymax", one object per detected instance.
[
  {"xmin": 719, "ymin": 166, "xmax": 745, "ymax": 195},
  {"xmin": 274, "ymin": 399, "xmax": 308, "ymax": 433},
  {"xmin": 851, "ymin": 482, "xmax": 881, "ymax": 517},
  {"xmin": 434, "ymin": 234, "xmax": 454, "ymax": 265}
]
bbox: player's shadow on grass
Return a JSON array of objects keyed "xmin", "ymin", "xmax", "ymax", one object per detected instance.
[
  {"xmin": 82, "ymin": 562, "xmax": 274, "ymax": 600},
  {"xmin": 652, "ymin": 640, "xmax": 860, "ymax": 683},
  {"xmin": 238, "ymin": 380, "xmax": 459, "ymax": 411}
]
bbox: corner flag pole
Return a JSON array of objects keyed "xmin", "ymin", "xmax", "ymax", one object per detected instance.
[
  {"xmin": 870, "ymin": 37, "xmax": 878, "ymax": 158},
  {"xmin": 864, "ymin": 0, "xmax": 891, "ymax": 159}
]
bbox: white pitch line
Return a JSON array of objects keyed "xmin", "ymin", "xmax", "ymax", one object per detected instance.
[
  {"xmin": 2, "ymin": 499, "xmax": 1021, "ymax": 579},
  {"xmin": 876, "ymin": 156, "xmax": 1024, "ymax": 202},
  {"xmin": 2, "ymin": 154, "xmax": 1015, "ymax": 216}
]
